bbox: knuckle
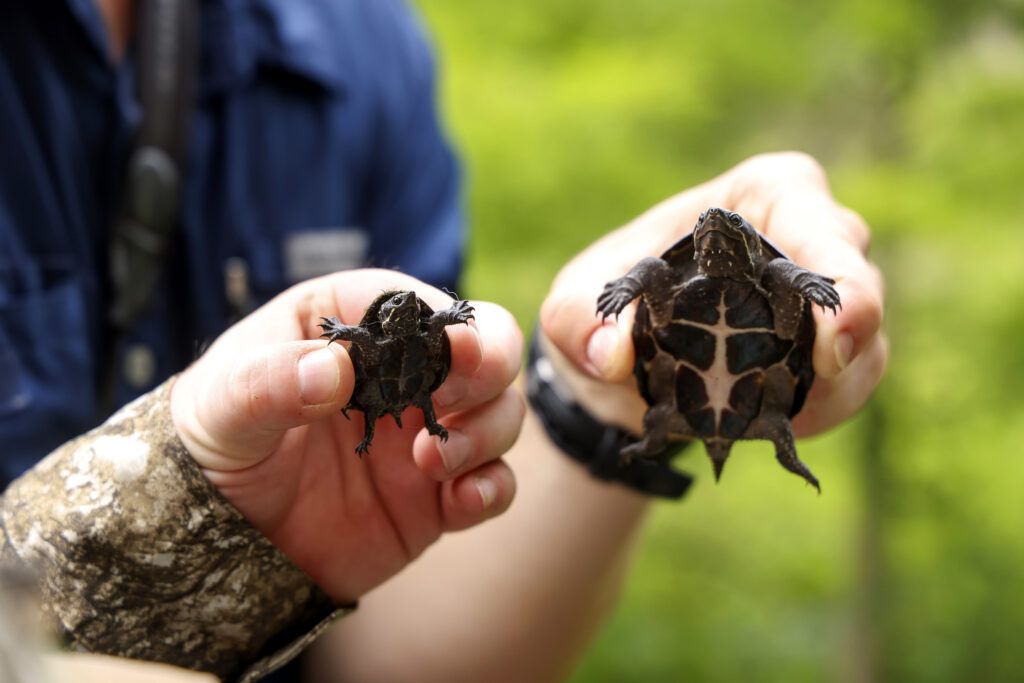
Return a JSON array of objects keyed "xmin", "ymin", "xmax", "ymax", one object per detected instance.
[
  {"xmin": 510, "ymin": 386, "xmax": 527, "ymax": 424},
  {"xmin": 776, "ymin": 151, "xmax": 828, "ymax": 184},
  {"xmin": 836, "ymin": 205, "xmax": 872, "ymax": 252},
  {"xmin": 868, "ymin": 262, "xmax": 886, "ymax": 299},
  {"xmin": 741, "ymin": 151, "xmax": 827, "ymax": 186},
  {"xmin": 847, "ymin": 279, "xmax": 885, "ymax": 332},
  {"xmin": 539, "ymin": 292, "xmax": 565, "ymax": 334},
  {"xmin": 874, "ymin": 333, "xmax": 891, "ymax": 377},
  {"xmin": 235, "ymin": 351, "xmax": 274, "ymax": 425}
]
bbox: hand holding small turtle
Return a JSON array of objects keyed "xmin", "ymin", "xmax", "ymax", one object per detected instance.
[
  {"xmin": 169, "ymin": 269, "xmax": 524, "ymax": 604},
  {"xmin": 542, "ymin": 152, "xmax": 887, "ymax": 476}
]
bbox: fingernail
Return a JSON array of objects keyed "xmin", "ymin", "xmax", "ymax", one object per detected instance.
[
  {"xmin": 834, "ymin": 332, "xmax": 854, "ymax": 371},
  {"xmin": 434, "ymin": 376, "xmax": 469, "ymax": 409},
  {"xmin": 586, "ymin": 324, "xmax": 619, "ymax": 377},
  {"xmin": 298, "ymin": 347, "xmax": 340, "ymax": 405},
  {"xmin": 475, "ymin": 475, "xmax": 498, "ymax": 510},
  {"xmin": 437, "ymin": 429, "xmax": 471, "ymax": 473}
]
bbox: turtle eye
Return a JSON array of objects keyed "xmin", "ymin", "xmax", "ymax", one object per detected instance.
[{"xmin": 729, "ymin": 214, "xmax": 741, "ymax": 225}]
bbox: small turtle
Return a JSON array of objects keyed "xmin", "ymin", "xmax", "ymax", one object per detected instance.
[
  {"xmin": 596, "ymin": 207, "xmax": 840, "ymax": 490},
  {"xmin": 319, "ymin": 290, "xmax": 475, "ymax": 455}
]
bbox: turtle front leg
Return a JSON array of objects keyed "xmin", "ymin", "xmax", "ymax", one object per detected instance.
[
  {"xmin": 319, "ymin": 316, "xmax": 371, "ymax": 344},
  {"xmin": 425, "ymin": 299, "xmax": 476, "ymax": 354},
  {"xmin": 597, "ymin": 257, "xmax": 676, "ymax": 326},
  {"xmin": 763, "ymin": 259, "xmax": 841, "ymax": 315},
  {"xmin": 431, "ymin": 298, "xmax": 475, "ymax": 330}
]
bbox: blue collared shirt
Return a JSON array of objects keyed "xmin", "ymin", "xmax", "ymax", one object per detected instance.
[{"xmin": 0, "ymin": 0, "xmax": 463, "ymax": 484}]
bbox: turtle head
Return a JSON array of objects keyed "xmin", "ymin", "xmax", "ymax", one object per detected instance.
[
  {"xmin": 692, "ymin": 207, "xmax": 763, "ymax": 280},
  {"xmin": 380, "ymin": 291, "xmax": 421, "ymax": 337}
]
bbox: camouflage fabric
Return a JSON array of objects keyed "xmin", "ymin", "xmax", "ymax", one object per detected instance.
[{"xmin": 0, "ymin": 380, "xmax": 352, "ymax": 682}]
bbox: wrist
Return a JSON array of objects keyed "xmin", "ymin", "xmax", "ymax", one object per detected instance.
[{"xmin": 3, "ymin": 380, "xmax": 350, "ymax": 680}]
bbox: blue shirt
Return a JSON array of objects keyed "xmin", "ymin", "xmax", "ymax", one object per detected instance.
[{"xmin": 0, "ymin": 0, "xmax": 463, "ymax": 484}]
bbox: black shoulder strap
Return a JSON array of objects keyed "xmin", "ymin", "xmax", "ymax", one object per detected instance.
[{"xmin": 108, "ymin": 0, "xmax": 199, "ymax": 329}]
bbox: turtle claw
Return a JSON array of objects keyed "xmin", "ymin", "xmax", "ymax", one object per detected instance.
[
  {"xmin": 798, "ymin": 274, "xmax": 841, "ymax": 316},
  {"xmin": 319, "ymin": 316, "xmax": 348, "ymax": 343},
  {"xmin": 355, "ymin": 440, "xmax": 370, "ymax": 457},
  {"xmin": 596, "ymin": 280, "xmax": 639, "ymax": 320},
  {"xmin": 425, "ymin": 421, "xmax": 449, "ymax": 442},
  {"xmin": 620, "ymin": 434, "xmax": 666, "ymax": 464},
  {"xmin": 452, "ymin": 299, "xmax": 475, "ymax": 325},
  {"xmin": 438, "ymin": 298, "xmax": 475, "ymax": 327},
  {"xmin": 319, "ymin": 316, "xmax": 335, "ymax": 335},
  {"xmin": 420, "ymin": 404, "xmax": 448, "ymax": 442}
]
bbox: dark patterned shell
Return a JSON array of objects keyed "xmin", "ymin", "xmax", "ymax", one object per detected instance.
[
  {"xmin": 633, "ymin": 233, "xmax": 815, "ymax": 439},
  {"xmin": 347, "ymin": 292, "xmax": 452, "ymax": 413}
]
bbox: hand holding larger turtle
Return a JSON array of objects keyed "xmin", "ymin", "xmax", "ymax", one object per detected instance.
[{"xmin": 541, "ymin": 152, "xmax": 887, "ymax": 487}]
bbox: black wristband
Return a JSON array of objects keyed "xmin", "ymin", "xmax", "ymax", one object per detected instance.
[{"xmin": 525, "ymin": 328, "xmax": 693, "ymax": 500}]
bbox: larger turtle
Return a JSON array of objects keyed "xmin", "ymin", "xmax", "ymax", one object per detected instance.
[
  {"xmin": 319, "ymin": 290, "xmax": 474, "ymax": 455},
  {"xmin": 596, "ymin": 207, "xmax": 840, "ymax": 490}
]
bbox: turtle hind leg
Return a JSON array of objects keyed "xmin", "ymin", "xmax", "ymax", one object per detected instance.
[
  {"xmin": 770, "ymin": 426, "xmax": 820, "ymax": 492},
  {"xmin": 355, "ymin": 410, "xmax": 381, "ymax": 457},
  {"xmin": 621, "ymin": 404, "xmax": 691, "ymax": 463},
  {"xmin": 703, "ymin": 439, "xmax": 735, "ymax": 482},
  {"xmin": 419, "ymin": 401, "xmax": 448, "ymax": 442}
]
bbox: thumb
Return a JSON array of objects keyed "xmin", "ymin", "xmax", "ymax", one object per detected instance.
[
  {"xmin": 172, "ymin": 340, "xmax": 354, "ymax": 471},
  {"xmin": 540, "ymin": 286, "xmax": 636, "ymax": 383}
]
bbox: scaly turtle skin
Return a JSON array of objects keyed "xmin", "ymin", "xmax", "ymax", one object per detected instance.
[
  {"xmin": 596, "ymin": 208, "xmax": 840, "ymax": 490},
  {"xmin": 319, "ymin": 290, "xmax": 475, "ymax": 455}
]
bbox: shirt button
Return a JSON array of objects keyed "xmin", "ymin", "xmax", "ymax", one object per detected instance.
[{"xmin": 124, "ymin": 344, "xmax": 157, "ymax": 389}]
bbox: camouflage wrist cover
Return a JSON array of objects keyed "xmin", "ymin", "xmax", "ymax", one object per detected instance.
[{"xmin": 0, "ymin": 379, "xmax": 352, "ymax": 681}]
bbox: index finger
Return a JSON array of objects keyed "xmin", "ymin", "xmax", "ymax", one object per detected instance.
[
  {"xmin": 762, "ymin": 193, "xmax": 885, "ymax": 380},
  {"xmin": 432, "ymin": 301, "xmax": 523, "ymax": 417}
]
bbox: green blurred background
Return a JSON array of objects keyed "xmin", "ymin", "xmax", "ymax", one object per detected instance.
[{"xmin": 413, "ymin": 1, "xmax": 1024, "ymax": 681}]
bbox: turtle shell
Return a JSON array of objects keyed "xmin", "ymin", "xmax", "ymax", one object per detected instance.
[
  {"xmin": 632, "ymin": 233, "xmax": 815, "ymax": 441},
  {"xmin": 347, "ymin": 291, "xmax": 452, "ymax": 416}
]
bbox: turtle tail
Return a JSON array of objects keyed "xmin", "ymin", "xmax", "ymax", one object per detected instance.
[{"xmin": 704, "ymin": 439, "xmax": 735, "ymax": 482}]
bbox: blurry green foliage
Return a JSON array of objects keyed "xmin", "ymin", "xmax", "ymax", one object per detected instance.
[{"xmin": 415, "ymin": 0, "xmax": 1024, "ymax": 680}]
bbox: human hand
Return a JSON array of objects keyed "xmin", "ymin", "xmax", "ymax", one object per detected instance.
[
  {"xmin": 540, "ymin": 152, "xmax": 887, "ymax": 438},
  {"xmin": 170, "ymin": 270, "xmax": 524, "ymax": 603}
]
